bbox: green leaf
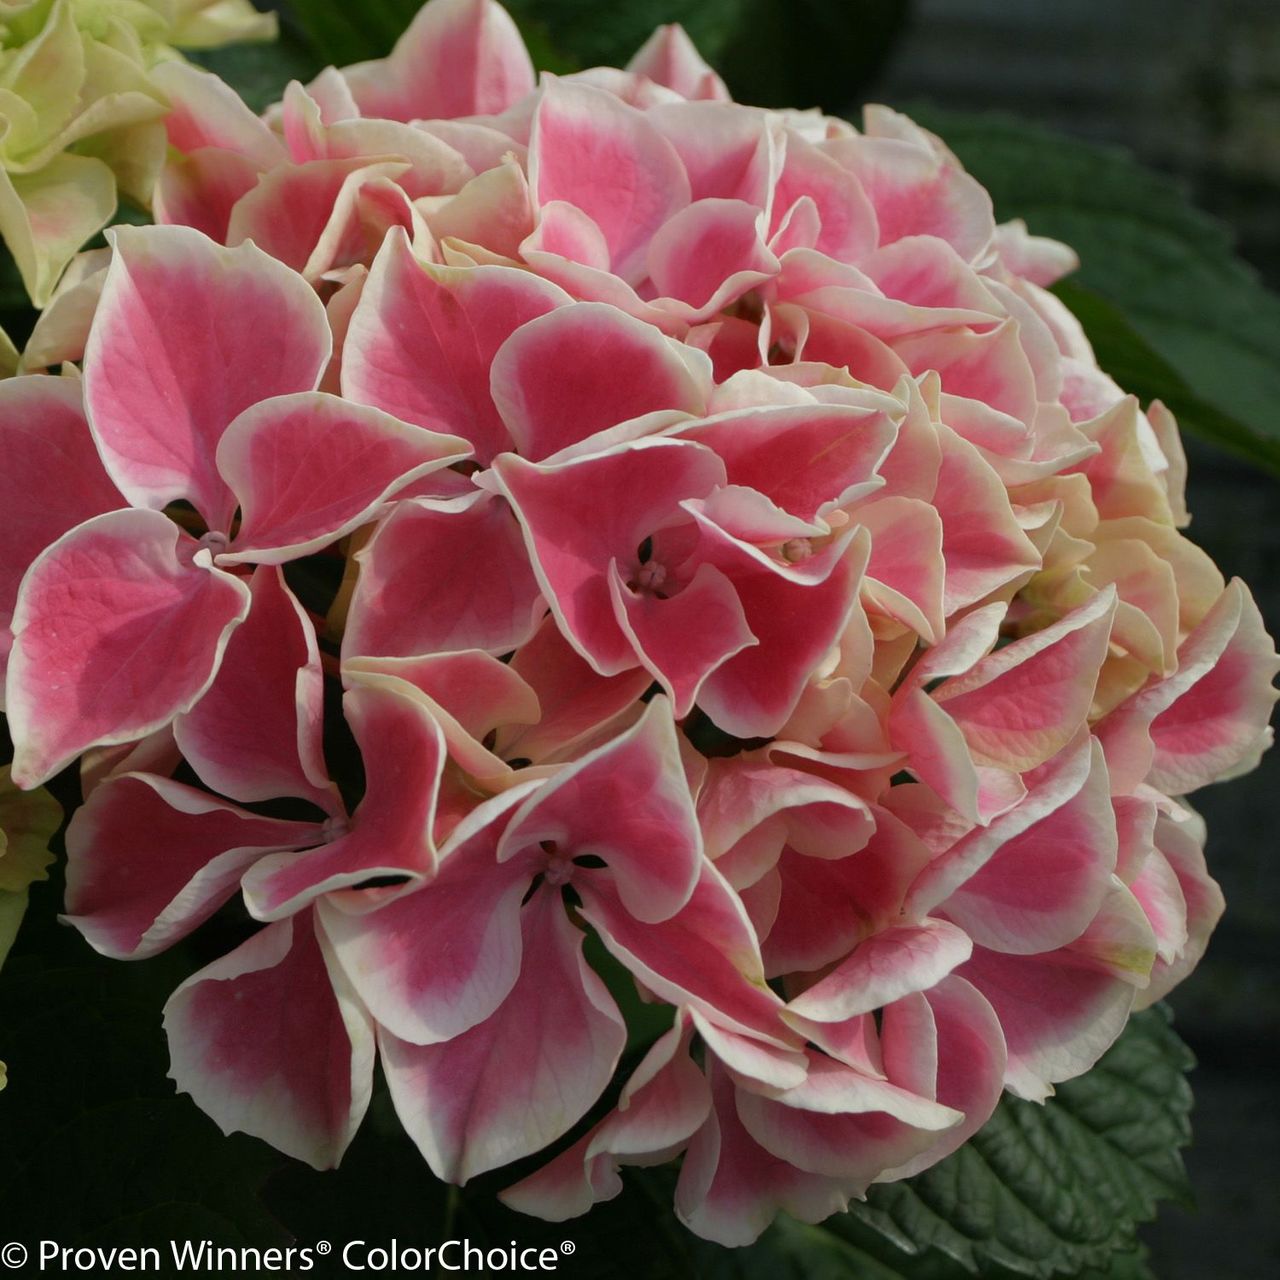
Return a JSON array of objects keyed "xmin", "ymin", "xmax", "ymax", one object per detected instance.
[
  {"xmin": 828, "ymin": 1006, "xmax": 1194, "ymax": 1279},
  {"xmin": 903, "ymin": 107, "xmax": 1280, "ymax": 477}
]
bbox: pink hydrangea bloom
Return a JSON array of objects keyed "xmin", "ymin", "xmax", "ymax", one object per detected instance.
[{"xmin": 4, "ymin": 0, "xmax": 1276, "ymax": 1247}]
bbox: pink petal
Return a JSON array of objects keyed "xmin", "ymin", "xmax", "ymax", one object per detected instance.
[
  {"xmin": 675, "ymin": 401, "xmax": 897, "ymax": 524},
  {"xmin": 151, "ymin": 59, "xmax": 286, "ymax": 170},
  {"xmin": 500, "ymin": 697, "xmax": 701, "ymax": 923},
  {"xmin": 380, "ymin": 889, "xmax": 624, "ymax": 1182},
  {"xmin": 241, "ymin": 678, "xmax": 447, "ymax": 919},
  {"xmin": 490, "ymin": 439, "xmax": 725, "ymax": 675},
  {"xmin": 164, "ymin": 912, "xmax": 373, "ymax": 1168},
  {"xmin": 342, "ymin": 490, "xmax": 545, "ymax": 660},
  {"xmin": 627, "ymin": 25, "xmax": 730, "ymax": 101},
  {"xmin": 495, "ymin": 615, "xmax": 654, "ymax": 765},
  {"xmin": 342, "ymin": 228, "xmax": 567, "ymax": 464},
  {"xmin": 319, "ymin": 790, "xmax": 532, "ymax": 1045},
  {"xmin": 65, "ymin": 773, "xmax": 320, "ymax": 959},
  {"xmin": 878, "ymin": 976, "xmax": 1007, "ymax": 1180},
  {"xmin": 787, "ymin": 919, "xmax": 974, "ymax": 1022},
  {"xmin": 341, "ymin": 0, "xmax": 535, "ymax": 122},
  {"xmin": 501, "ymin": 1013, "xmax": 711, "ymax": 1220},
  {"xmin": 490, "ymin": 302, "xmax": 709, "ymax": 460},
  {"xmin": 646, "ymin": 198, "xmax": 779, "ymax": 314},
  {"xmin": 154, "ymin": 148, "xmax": 263, "ymax": 242},
  {"xmin": 934, "ymin": 588, "xmax": 1117, "ymax": 772},
  {"xmin": 581, "ymin": 862, "xmax": 788, "ymax": 1044},
  {"xmin": 610, "ymin": 560, "xmax": 756, "ymax": 717},
  {"xmin": 0, "ymin": 376, "xmax": 120, "ymax": 648},
  {"xmin": 173, "ymin": 566, "xmax": 335, "ymax": 810},
  {"xmin": 770, "ymin": 136, "xmax": 879, "ymax": 264},
  {"xmin": 675, "ymin": 1065, "xmax": 852, "ymax": 1247},
  {"xmin": 216, "ymin": 392, "xmax": 470, "ymax": 563},
  {"xmin": 7, "ymin": 509, "xmax": 250, "ymax": 788},
  {"xmin": 694, "ymin": 522, "xmax": 872, "ymax": 739},
  {"xmin": 84, "ymin": 226, "xmax": 331, "ymax": 531},
  {"xmin": 529, "ymin": 79, "xmax": 691, "ymax": 284}
]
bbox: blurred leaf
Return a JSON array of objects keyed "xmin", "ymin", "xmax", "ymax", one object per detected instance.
[{"xmin": 905, "ymin": 107, "xmax": 1280, "ymax": 477}]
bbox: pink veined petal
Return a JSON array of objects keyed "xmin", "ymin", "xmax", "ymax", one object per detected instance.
[
  {"xmin": 340, "ymin": 0, "xmax": 535, "ymax": 122},
  {"xmin": 896, "ymin": 321, "xmax": 1039, "ymax": 426},
  {"xmin": 153, "ymin": 147, "xmax": 263, "ymax": 243},
  {"xmin": 64, "ymin": 773, "xmax": 321, "ymax": 960},
  {"xmin": 960, "ymin": 938, "xmax": 1137, "ymax": 1102},
  {"xmin": 1138, "ymin": 811, "xmax": 1224, "ymax": 1006},
  {"xmin": 500, "ymin": 1012, "xmax": 712, "ymax": 1221},
  {"xmin": 319, "ymin": 788, "xmax": 533, "ymax": 1045},
  {"xmin": 223, "ymin": 156, "xmax": 409, "ymax": 279},
  {"xmin": 342, "ymin": 489, "xmax": 545, "ymax": 660},
  {"xmin": 627, "ymin": 25, "xmax": 730, "ymax": 101},
  {"xmin": 786, "ymin": 919, "xmax": 974, "ymax": 1023},
  {"xmin": 241, "ymin": 677, "xmax": 448, "ymax": 920},
  {"xmin": 609, "ymin": 560, "xmax": 756, "ymax": 718},
  {"xmin": 931, "ymin": 425, "xmax": 1042, "ymax": 614},
  {"xmin": 933, "ymin": 588, "xmax": 1118, "ymax": 773},
  {"xmin": 904, "ymin": 729, "xmax": 1097, "ymax": 918},
  {"xmin": 675, "ymin": 1064, "xmax": 853, "ymax": 1248},
  {"xmin": 380, "ymin": 889, "xmax": 625, "ymax": 1183},
  {"xmin": 691, "ymin": 1009, "xmax": 809, "ymax": 1092},
  {"xmin": 938, "ymin": 739, "xmax": 1119, "ymax": 955},
  {"xmin": 490, "ymin": 302, "xmax": 709, "ymax": 461},
  {"xmin": 878, "ymin": 976, "xmax": 1007, "ymax": 1180},
  {"xmin": 173, "ymin": 566, "xmax": 336, "ymax": 811},
  {"xmin": 647, "ymin": 102, "xmax": 780, "ymax": 209},
  {"xmin": 581, "ymin": 861, "xmax": 790, "ymax": 1045},
  {"xmin": 490, "ymin": 439, "xmax": 726, "ymax": 676},
  {"xmin": 215, "ymin": 392, "xmax": 470, "ymax": 564},
  {"xmin": 163, "ymin": 912, "xmax": 374, "ymax": 1169},
  {"xmin": 0, "ymin": 376, "xmax": 120, "ymax": 649},
  {"xmin": 858, "ymin": 497, "xmax": 946, "ymax": 644},
  {"xmin": 83, "ymin": 225, "xmax": 331, "ymax": 532},
  {"xmin": 1098, "ymin": 579, "xmax": 1280, "ymax": 794},
  {"xmin": 7, "ymin": 509, "xmax": 251, "ymax": 789},
  {"xmin": 499, "ymin": 697, "xmax": 702, "ymax": 923},
  {"xmin": 674, "ymin": 400, "xmax": 898, "ymax": 524},
  {"xmin": 342, "ymin": 228, "xmax": 568, "ymax": 464},
  {"xmin": 150, "ymin": 59, "xmax": 287, "ymax": 170},
  {"xmin": 694, "ymin": 522, "xmax": 872, "ymax": 740},
  {"xmin": 769, "ymin": 135, "xmax": 879, "ymax": 264},
  {"xmin": 495, "ymin": 615, "xmax": 654, "ymax": 765},
  {"xmin": 732, "ymin": 1052, "xmax": 961, "ymax": 1189},
  {"xmin": 529, "ymin": 78, "xmax": 691, "ymax": 284},
  {"xmin": 646, "ymin": 198, "xmax": 779, "ymax": 314}
]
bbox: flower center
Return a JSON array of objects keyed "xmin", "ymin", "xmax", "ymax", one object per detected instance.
[
  {"xmin": 781, "ymin": 537, "xmax": 814, "ymax": 563},
  {"xmin": 199, "ymin": 529, "xmax": 230, "ymax": 554}
]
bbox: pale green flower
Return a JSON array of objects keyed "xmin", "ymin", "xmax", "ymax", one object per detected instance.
[
  {"xmin": 0, "ymin": 0, "xmax": 275, "ymax": 305},
  {"xmin": 0, "ymin": 764, "xmax": 61, "ymax": 1089}
]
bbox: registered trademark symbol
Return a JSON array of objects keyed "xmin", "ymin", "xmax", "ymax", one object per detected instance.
[
  {"xmin": 560, "ymin": 1240, "xmax": 576, "ymax": 1255},
  {"xmin": 316, "ymin": 1241, "xmax": 333, "ymax": 1255}
]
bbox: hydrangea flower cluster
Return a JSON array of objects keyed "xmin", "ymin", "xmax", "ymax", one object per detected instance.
[
  {"xmin": 3, "ymin": 0, "xmax": 1276, "ymax": 1247},
  {"xmin": 0, "ymin": 0, "xmax": 274, "ymax": 310}
]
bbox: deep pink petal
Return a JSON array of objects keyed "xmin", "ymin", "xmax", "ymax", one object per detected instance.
[
  {"xmin": 164, "ymin": 913, "xmax": 373, "ymax": 1168},
  {"xmin": 0, "ymin": 376, "xmax": 120, "ymax": 649},
  {"xmin": 7, "ymin": 509, "xmax": 250, "ymax": 788},
  {"xmin": 381, "ymin": 889, "xmax": 624, "ymax": 1182},
  {"xmin": 500, "ymin": 697, "xmax": 702, "ymax": 923},
  {"xmin": 173, "ymin": 566, "xmax": 335, "ymax": 810},
  {"xmin": 341, "ymin": 0, "xmax": 535, "ymax": 122},
  {"xmin": 490, "ymin": 302, "xmax": 709, "ymax": 460},
  {"xmin": 342, "ymin": 228, "xmax": 567, "ymax": 464},
  {"xmin": 343, "ymin": 490, "xmax": 545, "ymax": 660},
  {"xmin": 529, "ymin": 78, "xmax": 691, "ymax": 284},
  {"xmin": 490, "ymin": 439, "xmax": 725, "ymax": 675},
  {"xmin": 84, "ymin": 226, "xmax": 331, "ymax": 531},
  {"xmin": 241, "ymin": 677, "xmax": 447, "ymax": 919},
  {"xmin": 216, "ymin": 393, "xmax": 470, "ymax": 563},
  {"xmin": 65, "ymin": 774, "xmax": 320, "ymax": 960}
]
